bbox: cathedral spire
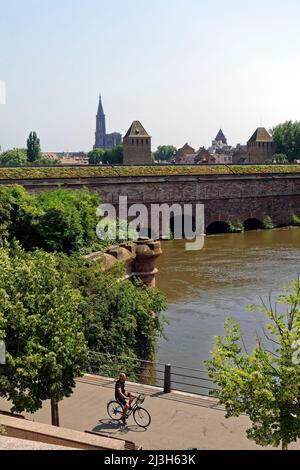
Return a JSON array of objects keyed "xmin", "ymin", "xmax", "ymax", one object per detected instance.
[
  {"xmin": 97, "ymin": 93, "xmax": 104, "ymax": 116},
  {"xmin": 94, "ymin": 93, "xmax": 122, "ymax": 150}
]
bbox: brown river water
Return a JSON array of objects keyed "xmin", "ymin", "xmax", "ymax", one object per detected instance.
[{"xmin": 156, "ymin": 228, "xmax": 300, "ymax": 373}]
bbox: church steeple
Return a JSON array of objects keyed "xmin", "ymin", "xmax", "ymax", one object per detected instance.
[
  {"xmin": 97, "ymin": 94, "xmax": 104, "ymax": 116},
  {"xmin": 94, "ymin": 93, "xmax": 106, "ymax": 149},
  {"xmin": 215, "ymin": 129, "xmax": 227, "ymax": 145}
]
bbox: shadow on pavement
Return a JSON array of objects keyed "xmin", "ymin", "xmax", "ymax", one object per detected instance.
[{"xmin": 93, "ymin": 420, "xmax": 147, "ymax": 436}]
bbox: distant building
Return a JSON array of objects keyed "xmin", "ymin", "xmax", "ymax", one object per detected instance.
[
  {"xmin": 173, "ymin": 143, "xmax": 196, "ymax": 164},
  {"xmin": 94, "ymin": 95, "xmax": 122, "ymax": 150},
  {"xmin": 208, "ymin": 129, "xmax": 233, "ymax": 155},
  {"xmin": 213, "ymin": 154, "xmax": 232, "ymax": 164},
  {"xmin": 43, "ymin": 152, "xmax": 88, "ymax": 165},
  {"xmin": 123, "ymin": 121, "xmax": 152, "ymax": 165},
  {"xmin": 232, "ymin": 146, "xmax": 248, "ymax": 164},
  {"xmin": 247, "ymin": 127, "xmax": 274, "ymax": 163},
  {"xmin": 194, "ymin": 147, "xmax": 216, "ymax": 164}
]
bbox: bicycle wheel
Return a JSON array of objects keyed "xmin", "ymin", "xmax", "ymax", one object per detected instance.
[
  {"xmin": 107, "ymin": 401, "xmax": 123, "ymax": 421},
  {"xmin": 133, "ymin": 407, "xmax": 151, "ymax": 428}
]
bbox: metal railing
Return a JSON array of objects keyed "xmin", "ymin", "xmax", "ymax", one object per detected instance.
[{"xmin": 86, "ymin": 352, "xmax": 218, "ymax": 398}]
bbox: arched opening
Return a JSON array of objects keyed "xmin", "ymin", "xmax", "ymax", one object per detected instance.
[
  {"xmin": 243, "ymin": 218, "xmax": 263, "ymax": 231},
  {"xmin": 169, "ymin": 214, "xmax": 196, "ymax": 239},
  {"xmin": 206, "ymin": 221, "xmax": 230, "ymax": 235}
]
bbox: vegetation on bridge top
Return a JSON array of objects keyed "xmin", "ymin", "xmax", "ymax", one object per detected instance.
[{"xmin": 0, "ymin": 164, "xmax": 299, "ymax": 180}]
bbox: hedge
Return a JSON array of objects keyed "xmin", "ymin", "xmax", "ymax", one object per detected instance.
[{"xmin": 0, "ymin": 164, "xmax": 299, "ymax": 180}]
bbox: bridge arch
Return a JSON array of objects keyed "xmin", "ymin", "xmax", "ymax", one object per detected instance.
[
  {"xmin": 206, "ymin": 221, "xmax": 230, "ymax": 235},
  {"xmin": 243, "ymin": 218, "xmax": 263, "ymax": 231}
]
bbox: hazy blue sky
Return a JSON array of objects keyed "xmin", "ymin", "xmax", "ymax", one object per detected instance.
[{"xmin": 1, "ymin": 0, "xmax": 300, "ymax": 151}]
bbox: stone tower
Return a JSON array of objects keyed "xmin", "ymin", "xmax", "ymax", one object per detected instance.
[
  {"xmin": 247, "ymin": 127, "xmax": 274, "ymax": 163},
  {"xmin": 94, "ymin": 94, "xmax": 106, "ymax": 149},
  {"xmin": 123, "ymin": 121, "xmax": 152, "ymax": 165}
]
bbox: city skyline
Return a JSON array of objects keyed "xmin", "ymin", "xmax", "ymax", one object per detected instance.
[{"xmin": 1, "ymin": 0, "xmax": 300, "ymax": 152}]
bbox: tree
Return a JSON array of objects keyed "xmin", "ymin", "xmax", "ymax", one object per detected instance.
[
  {"xmin": 103, "ymin": 144, "xmax": 123, "ymax": 165},
  {"xmin": 88, "ymin": 148, "xmax": 105, "ymax": 165},
  {"xmin": 271, "ymin": 121, "xmax": 300, "ymax": 162},
  {"xmin": 0, "ymin": 185, "xmax": 29, "ymax": 247},
  {"xmin": 272, "ymin": 153, "xmax": 288, "ymax": 163},
  {"xmin": 88, "ymin": 145, "xmax": 124, "ymax": 165},
  {"xmin": 27, "ymin": 131, "xmax": 41, "ymax": 163},
  {"xmin": 0, "ymin": 246, "xmax": 88, "ymax": 426},
  {"xmin": 16, "ymin": 188, "xmax": 101, "ymax": 254},
  {"xmin": 206, "ymin": 279, "xmax": 300, "ymax": 450},
  {"xmin": 153, "ymin": 145, "xmax": 177, "ymax": 162},
  {"xmin": 60, "ymin": 256, "xmax": 167, "ymax": 379},
  {"xmin": 0, "ymin": 149, "xmax": 27, "ymax": 166}
]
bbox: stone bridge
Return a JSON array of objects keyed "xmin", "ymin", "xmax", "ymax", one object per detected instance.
[{"xmin": 2, "ymin": 171, "xmax": 300, "ymax": 234}]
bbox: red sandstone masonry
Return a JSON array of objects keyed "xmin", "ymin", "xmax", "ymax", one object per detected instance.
[{"xmin": 0, "ymin": 173, "xmax": 299, "ymax": 228}]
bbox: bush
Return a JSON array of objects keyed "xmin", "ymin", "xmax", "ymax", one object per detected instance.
[
  {"xmin": 263, "ymin": 216, "xmax": 274, "ymax": 229},
  {"xmin": 228, "ymin": 220, "xmax": 244, "ymax": 233},
  {"xmin": 0, "ymin": 149, "xmax": 27, "ymax": 166},
  {"xmin": 290, "ymin": 214, "xmax": 300, "ymax": 226}
]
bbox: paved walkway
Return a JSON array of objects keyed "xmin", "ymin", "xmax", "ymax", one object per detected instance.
[{"xmin": 1, "ymin": 374, "xmax": 299, "ymax": 450}]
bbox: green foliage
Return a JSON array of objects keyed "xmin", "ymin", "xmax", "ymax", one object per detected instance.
[
  {"xmin": 272, "ymin": 121, "xmax": 300, "ymax": 162},
  {"xmin": 273, "ymin": 153, "xmax": 288, "ymax": 163},
  {"xmin": 103, "ymin": 145, "xmax": 123, "ymax": 165},
  {"xmin": 290, "ymin": 214, "xmax": 300, "ymax": 227},
  {"xmin": 0, "ymin": 149, "xmax": 59, "ymax": 167},
  {"xmin": 0, "ymin": 185, "xmax": 30, "ymax": 248},
  {"xmin": 27, "ymin": 132, "xmax": 41, "ymax": 163},
  {"xmin": 228, "ymin": 220, "xmax": 244, "ymax": 233},
  {"xmin": 0, "ymin": 185, "xmax": 141, "ymax": 254},
  {"xmin": 0, "ymin": 149, "xmax": 28, "ymax": 166},
  {"xmin": 89, "ymin": 145, "xmax": 123, "ymax": 165},
  {"xmin": 59, "ymin": 255, "xmax": 167, "ymax": 375},
  {"xmin": 0, "ymin": 247, "xmax": 88, "ymax": 414},
  {"xmin": 88, "ymin": 148, "xmax": 105, "ymax": 165},
  {"xmin": 16, "ymin": 188, "xmax": 101, "ymax": 254},
  {"xmin": 154, "ymin": 145, "xmax": 177, "ymax": 162},
  {"xmin": 263, "ymin": 216, "xmax": 274, "ymax": 230},
  {"xmin": 31, "ymin": 156, "xmax": 60, "ymax": 165},
  {"xmin": 205, "ymin": 279, "xmax": 300, "ymax": 449}
]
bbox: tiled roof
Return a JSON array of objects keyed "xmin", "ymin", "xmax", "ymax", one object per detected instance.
[
  {"xmin": 248, "ymin": 127, "xmax": 272, "ymax": 143},
  {"xmin": 124, "ymin": 121, "xmax": 150, "ymax": 138}
]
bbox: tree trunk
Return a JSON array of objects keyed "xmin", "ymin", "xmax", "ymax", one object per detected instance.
[
  {"xmin": 51, "ymin": 398, "xmax": 60, "ymax": 427},
  {"xmin": 282, "ymin": 442, "xmax": 288, "ymax": 451}
]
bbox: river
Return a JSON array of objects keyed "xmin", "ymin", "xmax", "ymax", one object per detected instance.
[{"xmin": 156, "ymin": 228, "xmax": 300, "ymax": 374}]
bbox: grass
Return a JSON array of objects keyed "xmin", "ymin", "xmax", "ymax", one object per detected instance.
[{"xmin": 0, "ymin": 164, "xmax": 299, "ymax": 180}]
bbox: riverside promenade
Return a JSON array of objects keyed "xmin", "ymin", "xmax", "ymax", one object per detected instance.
[{"xmin": 0, "ymin": 374, "xmax": 299, "ymax": 450}]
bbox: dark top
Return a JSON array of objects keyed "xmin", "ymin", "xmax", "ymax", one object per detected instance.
[{"xmin": 115, "ymin": 380, "xmax": 125, "ymax": 400}]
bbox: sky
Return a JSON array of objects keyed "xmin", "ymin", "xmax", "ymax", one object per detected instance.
[{"xmin": 1, "ymin": 0, "xmax": 300, "ymax": 152}]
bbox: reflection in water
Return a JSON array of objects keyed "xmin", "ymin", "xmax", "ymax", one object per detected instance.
[{"xmin": 156, "ymin": 228, "xmax": 300, "ymax": 371}]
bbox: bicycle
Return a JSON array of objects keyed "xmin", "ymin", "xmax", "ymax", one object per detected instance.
[{"xmin": 107, "ymin": 394, "xmax": 151, "ymax": 428}]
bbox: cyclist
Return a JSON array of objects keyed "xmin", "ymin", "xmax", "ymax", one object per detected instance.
[{"xmin": 115, "ymin": 373, "xmax": 135, "ymax": 425}]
